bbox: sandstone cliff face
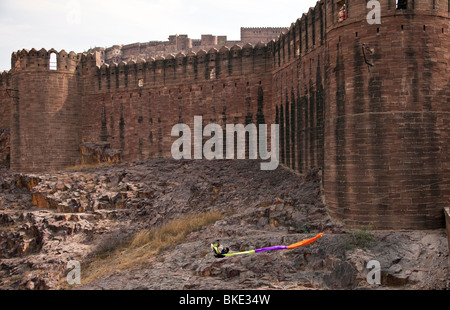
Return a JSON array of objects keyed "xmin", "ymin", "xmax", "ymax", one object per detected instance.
[{"xmin": 0, "ymin": 160, "xmax": 448, "ymax": 290}]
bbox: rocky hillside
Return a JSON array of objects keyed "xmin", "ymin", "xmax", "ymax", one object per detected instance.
[{"xmin": 0, "ymin": 159, "xmax": 448, "ymax": 290}]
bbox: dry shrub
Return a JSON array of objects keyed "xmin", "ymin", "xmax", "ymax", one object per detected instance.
[
  {"xmin": 130, "ymin": 212, "xmax": 221, "ymax": 250},
  {"xmin": 78, "ymin": 211, "xmax": 223, "ymax": 287}
]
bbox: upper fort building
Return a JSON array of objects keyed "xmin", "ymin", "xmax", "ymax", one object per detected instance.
[
  {"xmin": 0, "ymin": 0, "xmax": 449, "ymax": 231},
  {"xmin": 87, "ymin": 27, "xmax": 288, "ymax": 66}
]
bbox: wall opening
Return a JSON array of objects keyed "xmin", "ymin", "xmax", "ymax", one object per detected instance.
[
  {"xmin": 210, "ymin": 67, "xmax": 216, "ymax": 79},
  {"xmin": 397, "ymin": 0, "xmax": 407, "ymax": 9},
  {"xmin": 337, "ymin": 0, "xmax": 347, "ymax": 22},
  {"xmin": 49, "ymin": 53, "xmax": 57, "ymax": 70}
]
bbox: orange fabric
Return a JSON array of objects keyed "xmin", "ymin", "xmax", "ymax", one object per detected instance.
[{"xmin": 286, "ymin": 233, "xmax": 324, "ymax": 250}]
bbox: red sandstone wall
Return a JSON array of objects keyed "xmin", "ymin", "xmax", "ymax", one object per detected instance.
[
  {"xmin": 323, "ymin": 0, "xmax": 450, "ymax": 229},
  {"xmin": 0, "ymin": 71, "xmax": 11, "ymax": 129},
  {"xmin": 270, "ymin": 1, "xmax": 327, "ymax": 173},
  {"xmin": 0, "ymin": 71, "xmax": 11, "ymax": 168},
  {"xmin": 241, "ymin": 28, "xmax": 288, "ymax": 45},
  {"xmin": 268, "ymin": 0, "xmax": 450, "ymax": 229},
  {"xmin": 80, "ymin": 44, "xmax": 274, "ymax": 162},
  {"xmin": 4, "ymin": 0, "xmax": 450, "ymax": 230}
]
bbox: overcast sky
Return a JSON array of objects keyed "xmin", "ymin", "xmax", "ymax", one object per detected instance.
[{"xmin": 0, "ymin": 0, "xmax": 318, "ymax": 71}]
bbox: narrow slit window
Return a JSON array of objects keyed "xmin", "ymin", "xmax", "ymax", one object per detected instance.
[
  {"xmin": 397, "ymin": 0, "xmax": 407, "ymax": 9},
  {"xmin": 49, "ymin": 53, "xmax": 57, "ymax": 70}
]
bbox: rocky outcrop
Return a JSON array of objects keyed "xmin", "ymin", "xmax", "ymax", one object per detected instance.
[
  {"xmin": 80, "ymin": 142, "xmax": 121, "ymax": 166},
  {"xmin": 0, "ymin": 160, "xmax": 448, "ymax": 290}
]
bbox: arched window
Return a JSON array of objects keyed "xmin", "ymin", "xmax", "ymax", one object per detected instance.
[{"xmin": 49, "ymin": 53, "xmax": 57, "ymax": 70}]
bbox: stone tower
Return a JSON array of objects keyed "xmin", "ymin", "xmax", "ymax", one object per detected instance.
[
  {"xmin": 9, "ymin": 49, "xmax": 83, "ymax": 172},
  {"xmin": 269, "ymin": 0, "xmax": 450, "ymax": 230},
  {"xmin": 322, "ymin": 0, "xmax": 450, "ymax": 229}
]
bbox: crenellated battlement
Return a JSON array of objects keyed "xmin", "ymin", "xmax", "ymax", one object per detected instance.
[
  {"xmin": 266, "ymin": 0, "xmax": 450, "ymax": 67},
  {"xmin": 71, "ymin": 0, "xmax": 450, "ymax": 92},
  {"xmin": 0, "ymin": 71, "xmax": 11, "ymax": 89},
  {"xmin": 11, "ymin": 48, "xmax": 84, "ymax": 73},
  {"xmin": 8, "ymin": 0, "xmax": 448, "ymax": 85},
  {"xmin": 80, "ymin": 51, "xmax": 103, "ymax": 71},
  {"xmin": 81, "ymin": 43, "xmax": 273, "ymax": 93}
]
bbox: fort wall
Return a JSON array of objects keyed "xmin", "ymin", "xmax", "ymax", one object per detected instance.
[
  {"xmin": 94, "ymin": 28, "xmax": 287, "ymax": 66},
  {"xmin": 0, "ymin": 70, "xmax": 11, "ymax": 167},
  {"xmin": 1, "ymin": 0, "xmax": 449, "ymax": 230},
  {"xmin": 241, "ymin": 27, "xmax": 288, "ymax": 45},
  {"xmin": 322, "ymin": 0, "xmax": 450, "ymax": 229},
  {"xmin": 80, "ymin": 44, "xmax": 274, "ymax": 162},
  {"xmin": 0, "ymin": 71, "xmax": 11, "ymax": 129},
  {"xmin": 8, "ymin": 49, "xmax": 83, "ymax": 172},
  {"xmin": 269, "ymin": 0, "xmax": 450, "ymax": 229}
]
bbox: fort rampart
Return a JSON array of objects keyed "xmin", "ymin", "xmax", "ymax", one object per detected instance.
[{"xmin": 1, "ymin": 0, "xmax": 449, "ymax": 230}]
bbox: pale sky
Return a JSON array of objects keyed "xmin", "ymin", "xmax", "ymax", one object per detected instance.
[{"xmin": 0, "ymin": 0, "xmax": 319, "ymax": 71}]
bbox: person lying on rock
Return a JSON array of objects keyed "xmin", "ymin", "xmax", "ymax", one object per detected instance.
[{"xmin": 211, "ymin": 240, "xmax": 229, "ymax": 258}]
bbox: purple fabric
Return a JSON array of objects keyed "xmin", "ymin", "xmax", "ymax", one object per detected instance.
[{"xmin": 255, "ymin": 246, "xmax": 287, "ymax": 253}]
